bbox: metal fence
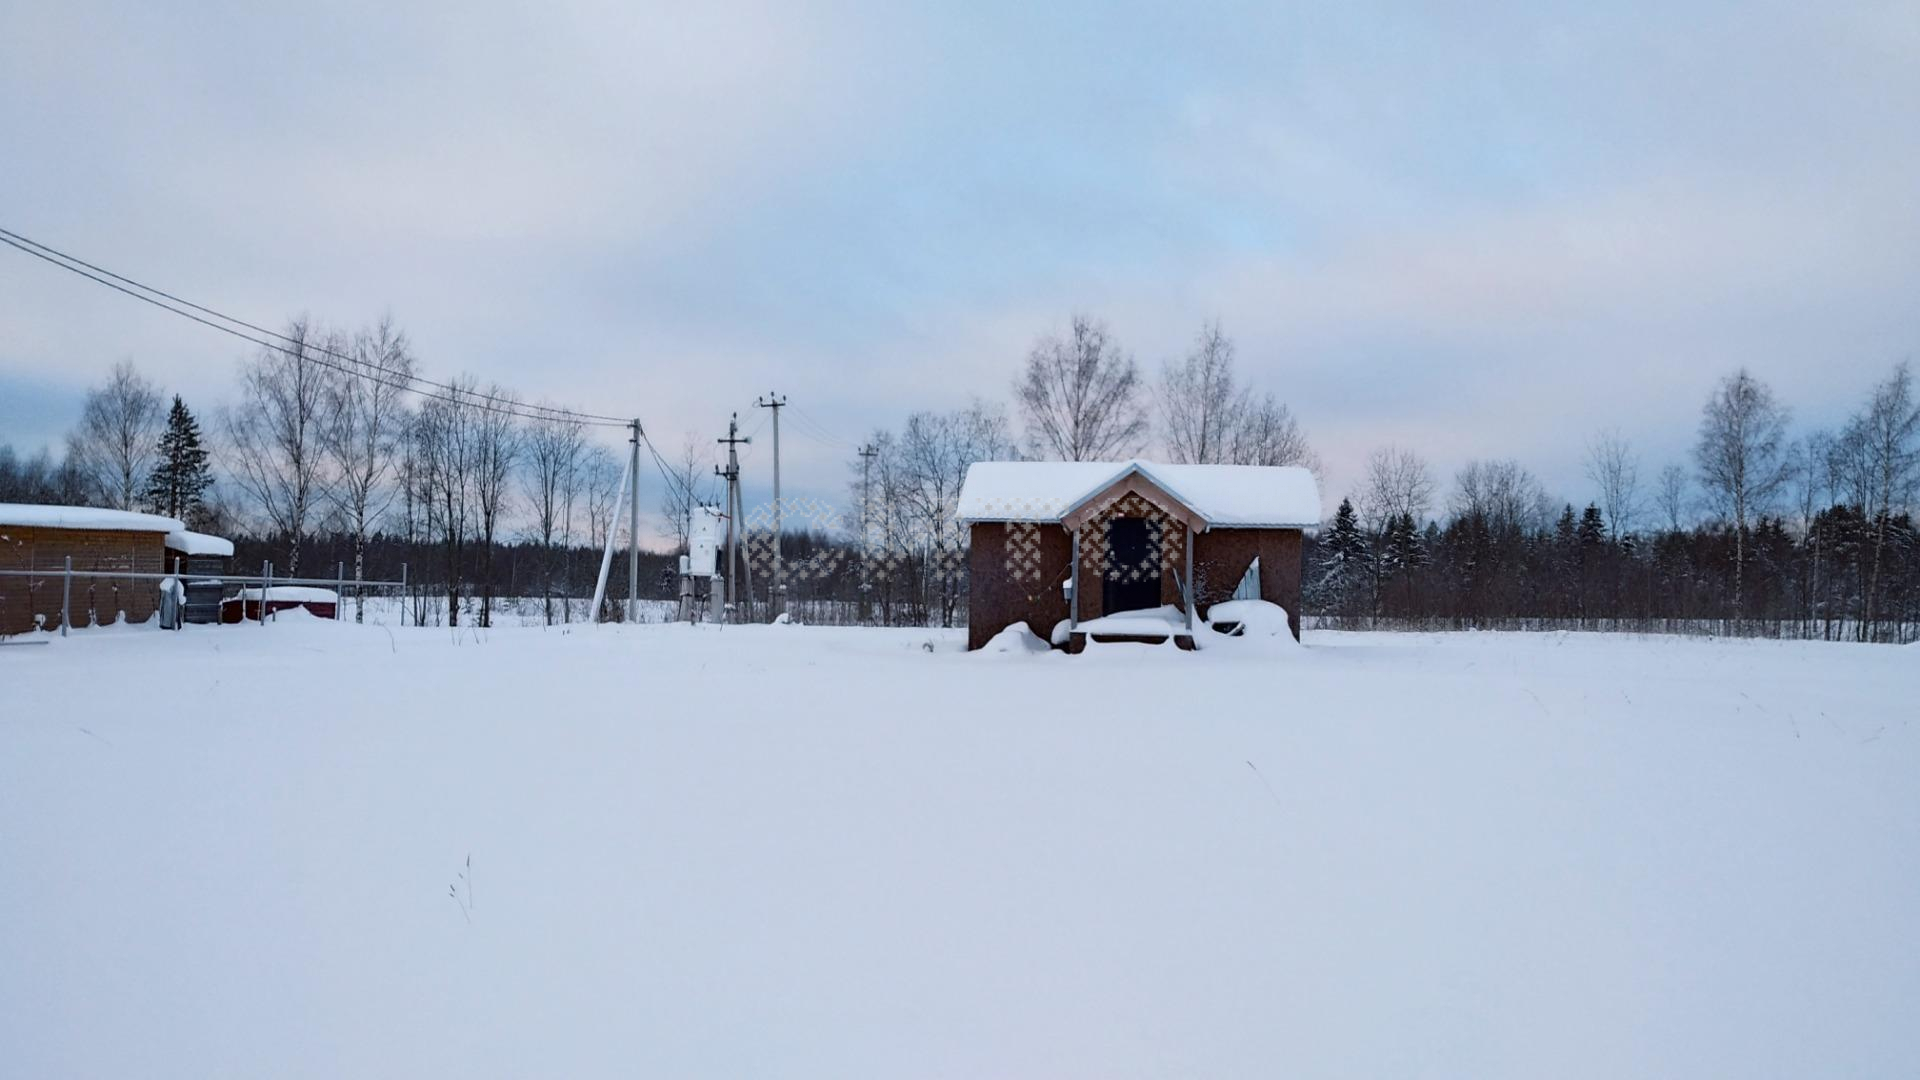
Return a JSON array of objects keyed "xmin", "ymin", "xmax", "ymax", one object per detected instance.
[{"xmin": 0, "ymin": 559, "xmax": 408, "ymax": 636}]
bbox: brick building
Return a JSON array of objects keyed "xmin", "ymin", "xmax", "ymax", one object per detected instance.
[
  {"xmin": 0, "ymin": 504, "xmax": 185, "ymax": 634},
  {"xmin": 955, "ymin": 460, "xmax": 1320, "ymax": 651}
]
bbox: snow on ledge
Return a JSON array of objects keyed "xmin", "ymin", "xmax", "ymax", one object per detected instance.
[
  {"xmin": 164, "ymin": 530, "xmax": 235, "ymax": 557},
  {"xmin": 1072, "ymin": 604, "xmax": 1191, "ymax": 638},
  {"xmin": 0, "ymin": 503, "xmax": 184, "ymax": 534}
]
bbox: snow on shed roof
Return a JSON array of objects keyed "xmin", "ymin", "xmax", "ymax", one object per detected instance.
[
  {"xmin": 165, "ymin": 529, "xmax": 235, "ymax": 557},
  {"xmin": 236, "ymin": 586, "xmax": 337, "ymax": 603},
  {"xmin": 955, "ymin": 460, "xmax": 1321, "ymax": 528},
  {"xmin": 0, "ymin": 503, "xmax": 183, "ymax": 534}
]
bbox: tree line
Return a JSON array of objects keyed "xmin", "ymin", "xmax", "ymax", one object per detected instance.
[
  {"xmin": 1308, "ymin": 365, "xmax": 1920, "ymax": 643},
  {"xmin": 8, "ymin": 309, "xmax": 1915, "ymax": 640},
  {"xmin": 3, "ymin": 317, "xmax": 641, "ymax": 627}
]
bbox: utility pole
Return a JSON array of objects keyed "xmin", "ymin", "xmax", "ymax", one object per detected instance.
[
  {"xmin": 755, "ymin": 392, "xmax": 787, "ymax": 620},
  {"xmin": 715, "ymin": 413, "xmax": 750, "ymax": 615},
  {"xmin": 858, "ymin": 442, "xmax": 878, "ymax": 624},
  {"xmin": 628, "ymin": 419, "xmax": 641, "ymax": 624}
]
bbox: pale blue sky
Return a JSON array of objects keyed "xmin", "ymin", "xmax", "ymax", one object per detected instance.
[{"xmin": 3, "ymin": 0, "xmax": 1917, "ymax": 528}]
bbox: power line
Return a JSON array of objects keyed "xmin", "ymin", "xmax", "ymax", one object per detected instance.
[
  {"xmin": 785, "ymin": 403, "xmax": 858, "ymax": 449},
  {"xmin": 0, "ymin": 226, "xmax": 628, "ymax": 425},
  {"xmin": 0, "ymin": 227, "xmax": 633, "ymax": 428},
  {"xmin": 637, "ymin": 428, "xmax": 703, "ymax": 507}
]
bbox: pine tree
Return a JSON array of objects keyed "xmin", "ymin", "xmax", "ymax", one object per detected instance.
[
  {"xmin": 1315, "ymin": 497, "xmax": 1372, "ymax": 614},
  {"xmin": 1578, "ymin": 504, "xmax": 1608, "ymax": 547},
  {"xmin": 143, "ymin": 396, "xmax": 213, "ymax": 523},
  {"xmin": 1384, "ymin": 511, "xmax": 1424, "ymax": 571},
  {"xmin": 1377, "ymin": 511, "xmax": 1426, "ymax": 614}
]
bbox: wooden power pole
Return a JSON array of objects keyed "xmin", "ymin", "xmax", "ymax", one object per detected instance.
[
  {"xmin": 755, "ymin": 393, "xmax": 787, "ymax": 620},
  {"xmin": 715, "ymin": 413, "xmax": 750, "ymax": 616}
]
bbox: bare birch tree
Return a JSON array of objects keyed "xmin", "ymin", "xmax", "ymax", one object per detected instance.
[
  {"xmin": 1015, "ymin": 316, "xmax": 1148, "ymax": 460},
  {"xmin": 659, "ymin": 431, "xmax": 712, "ymax": 555},
  {"xmin": 66, "ymin": 359, "xmax": 163, "ymax": 510},
  {"xmin": 1452, "ymin": 459, "xmax": 1553, "ymax": 533},
  {"xmin": 1159, "ymin": 322, "xmax": 1318, "ymax": 470},
  {"xmin": 1228, "ymin": 394, "xmax": 1318, "ymax": 470},
  {"xmin": 1794, "ymin": 431, "xmax": 1833, "ymax": 635},
  {"xmin": 1358, "ymin": 446, "xmax": 1436, "ymax": 531},
  {"xmin": 226, "ymin": 319, "xmax": 338, "ymax": 575},
  {"xmin": 581, "ymin": 444, "xmax": 622, "ymax": 618},
  {"xmin": 1160, "ymin": 322, "xmax": 1241, "ymax": 465},
  {"xmin": 899, "ymin": 401, "xmax": 1014, "ymax": 625},
  {"xmin": 1584, "ymin": 428, "xmax": 1642, "ymax": 538},
  {"xmin": 470, "ymin": 385, "xmax": 521, "ymax": 628},
  {"xmin": 324, "ymin": 317, "xmax": 414, "ymax": 620},
  {"xmin": 1694, "ymin": 368, "xmax": 1791, "ymax": 620},
  {"xmin": 414, "ymin": 382, "xmax": 476, "ymax": 626},
  {"xmin": 1836, "ymin": 361, "xmax": 1919, "ymax": 638},
  {"xmin": 1654, "ymin": 463, "xmax": 1690, "ymax": 531},
  {"xmin": 522, "ymin": 413, "xmax": 587, "ymax": 624}
]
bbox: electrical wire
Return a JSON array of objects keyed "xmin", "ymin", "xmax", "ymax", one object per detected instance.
[
  {"xmin": 0, "ymin": 227, "xmax": 634, "ymax": 428},
  {"xmin": 635, "ymin": 426, "xmax": 720, "ymax": 512},
  {"xmin": 785, "ymin": 403, "xmax": 859, "ymax": 449}
]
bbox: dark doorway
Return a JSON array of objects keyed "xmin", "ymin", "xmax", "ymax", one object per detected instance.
[{"xmin": 1103, "ymin": 517, "xmax": 1160, "ymax": 613}]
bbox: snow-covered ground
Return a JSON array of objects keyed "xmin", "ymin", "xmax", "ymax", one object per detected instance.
[{"xmin": 3, "ymin": 620, "xmax": 1915, "ymax": 1078}]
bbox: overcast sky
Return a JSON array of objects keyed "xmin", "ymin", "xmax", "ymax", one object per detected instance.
[{"xmin": 4, "ymin": 1, "xmax": 1917, "ymax": 535}]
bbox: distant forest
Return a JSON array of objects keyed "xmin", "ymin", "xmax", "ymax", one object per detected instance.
[{"xmin": 5, "ymin": 312, "xmax": 1916, "ymax": 641}]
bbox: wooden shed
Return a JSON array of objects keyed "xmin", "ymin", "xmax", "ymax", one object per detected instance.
[
  {"xmin": 163, "ymin": 528, "xmax": 235, "ymax": 625},
  {"xmin": 0, "ymin": 504, "xmax": 181, "ymax": 635},
  {"xmin": 955, "ymin": 460, "xmax": 1321, "ymax": 651}
]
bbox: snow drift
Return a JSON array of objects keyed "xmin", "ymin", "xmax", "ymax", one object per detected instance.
[{"xmin": 980, "ymin": 620, "xmax": 1051, "ymax": 655}]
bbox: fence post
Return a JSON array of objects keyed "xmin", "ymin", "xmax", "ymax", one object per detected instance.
[
  {"xmin": 337, "ymin": 561, "xmax": 345, "ymax": 624},
  {"xmin": 400, "ymin": 563, "xmax": 408, "ymax": 627},
  {"xmin": 61, "ymin": 556, "xmax": 71, "ymax": 638},
  {"xmin": 262, "ymin": 561, "xmax": 271, "ymax": 627}
]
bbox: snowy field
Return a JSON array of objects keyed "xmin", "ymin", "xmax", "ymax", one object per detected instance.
[{"xmin": 3, "ymin": 620, "xmax": 1916, "ymax": 1078}]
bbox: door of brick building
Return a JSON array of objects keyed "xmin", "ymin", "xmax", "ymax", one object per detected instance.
[{"xmin": 1102, "ymin": 517, "xmax": 1159, "ymax": 613}]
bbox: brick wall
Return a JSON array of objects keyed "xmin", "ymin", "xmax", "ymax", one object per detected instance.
[
  {"xmin": 1193, "ymin": 528, "xmax": 1304, "ymax": 639},
  {"xmin": 967, "ymin": 522, "xmax": 1073, "ymax": 650},
  {"xmin": 0, "ymin": 526, "xmax": 168, "ymax": 634}
]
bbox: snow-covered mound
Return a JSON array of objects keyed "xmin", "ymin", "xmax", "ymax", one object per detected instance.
[
  {"xmin": 980, "ymin": 621, "xmax": 1052, "ymax": 655},
  {"xmin": 1073, "ymin": 604, "xmax": 1186, "ymax": 639},
  {"xmin": 1202, "ymin": 599, "xmax": 1298, "ymax": 650}
]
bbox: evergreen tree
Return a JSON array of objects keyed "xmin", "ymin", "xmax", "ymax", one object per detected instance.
[
  {"xmin": 143, "ymin": 396, "xmax": 213, "ymax": 523},
  {"xmin": 1554, "ymin": 504, "xmax": 1578, "ymax": 548},
  {"xmin": 1380, "ymin": 511, "xmax": 1423, "ymax": 576},
  {"xmin": 1578, "ymin": 504, "xmax": 1608, "ymax": 547},
  {"xmin": 1315, "ymin": 497, "xmax": 1372, "ymax": 612}
]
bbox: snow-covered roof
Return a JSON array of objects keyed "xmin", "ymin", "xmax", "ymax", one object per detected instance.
[
  {"xmin": 164, "ymin": 529, "xmax": 235, "ymax": 557},
  {"xmin": 236, "ymin": 586, "xmax": 338, "ymax": 603},
  {"xmin": 0, "ymin": 503, "xmax": 184, "ymax": 534},
  {"xmin": 955, "ymin": 460, "xmax": 1321, "ymax": 528}
]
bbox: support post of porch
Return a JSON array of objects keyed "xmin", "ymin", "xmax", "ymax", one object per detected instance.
[
  {"xmin": 1184, "ymin": 526, "xmax": 1195, "ymax": 634},
  {"xmin": 1069, "ymin": 527, "xmax": 1081, "ymax": 630}
]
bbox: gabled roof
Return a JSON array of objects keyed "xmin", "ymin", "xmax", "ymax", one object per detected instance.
[
  {"xmin": 0, "ymin": 503, "xmax": 184, "ymax": 534},
  {"xmin": 955, "ymin": 460, "xmax": 1321, "ymax": 529}
]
